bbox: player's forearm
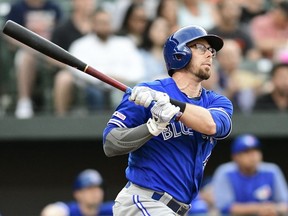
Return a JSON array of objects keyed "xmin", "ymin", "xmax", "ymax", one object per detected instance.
[
  {"xmin": 276, "ymin": 203, "xmax": 288, "ymax": 214},
  {"xmin": 103, "ymin": 124, "xmax": 153, "ymax": 157},
  {"xmin": 179, "ymin": 104, "xmax": 216, "ymax": 135},
  {"xmin": 230, "ymin": 203, "xmax": 263, "ymax": 215},
  {"xmin": 230, "ymin": 202, "xmax": 288, "ymax": 215}
]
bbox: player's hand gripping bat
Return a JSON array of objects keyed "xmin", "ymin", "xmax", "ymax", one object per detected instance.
[{"xmin": 2, "ymin": 20, "xmax": 183, "ymax": 120}]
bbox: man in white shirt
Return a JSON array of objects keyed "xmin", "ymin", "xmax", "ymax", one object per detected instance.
[{"xmin": 55, "ymin": 8, "xmax": 145, "ymax": 114}]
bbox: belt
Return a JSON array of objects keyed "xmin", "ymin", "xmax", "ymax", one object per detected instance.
[{"xmin": 125, "ymin": 182, "xmax": 190, "ymax": 216}]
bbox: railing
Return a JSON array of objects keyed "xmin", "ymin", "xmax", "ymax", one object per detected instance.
[{"xmin": 1, "ymin": 112, "xmax": 287, "ymax": 141}]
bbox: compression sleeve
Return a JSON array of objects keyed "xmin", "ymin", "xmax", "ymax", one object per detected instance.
[{"xmin": 103, "ymin": 124, "xmax": 153, "ymax": 157}]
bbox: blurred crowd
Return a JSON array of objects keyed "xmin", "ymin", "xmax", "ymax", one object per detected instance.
[{"xmin": 0, "ymin": 0, "xmax": 288, "ymax": 118}]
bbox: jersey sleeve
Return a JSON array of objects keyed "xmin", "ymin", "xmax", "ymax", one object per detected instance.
[
  {"xmin": 208, "ymin": 94, "xmax": 233, "ymax": 139},
  {"xmin": 271, "ymin": 164, "xmax": 288, "ymax": 202},
  {"xmin": 212, "ymin": 164, "xmax": 235, "ymax": 214},
  {"xmin": 103, "ymin": 92, "xmax": 150, "ymax": 142}
]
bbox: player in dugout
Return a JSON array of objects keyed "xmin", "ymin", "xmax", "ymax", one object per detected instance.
[
  {"xmin": 212, "ymin": 134, "xmax": 288, "ymax": 215},
  {"xmin": 41, "ymin": 169, "xmax": 113, "ymax": 216},
  {"xmin": 103, "ymin": 25, "xmax": 233, "ymax": 215}
]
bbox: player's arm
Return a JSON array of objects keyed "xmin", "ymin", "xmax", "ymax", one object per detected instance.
[
  {"xmin": 103, "ymin": 124, "xmax": 153, "ymax": 157},
  {"xmin": 230, "ymin": 202, "xmax": 287, "ymax": 215},
  {"xmin": 103, "ymin": 100, "xmax": 179, "ymax": 157},
  {"xmin": 174, "ymin": 101, "xmax": 216, "ymax": 135},
  {"xmin": 129, "ymin": 86, "xmax": 232, "ymax": 137},
  {"xmin": 174, "ymin": 99, "xmax": 232, "ymax": 138}
]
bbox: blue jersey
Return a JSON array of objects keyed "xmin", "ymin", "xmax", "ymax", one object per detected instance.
[
  {"xmin": 103, "ymin": 78, "xmax": 233, "ymax": 204},
  {"xmin": 66, "ymin": 201, "xmax": 114, "ymax": 216},
  {"xmin": 212, "ymin": 162, "xmax": 288, "ymax": 214}
]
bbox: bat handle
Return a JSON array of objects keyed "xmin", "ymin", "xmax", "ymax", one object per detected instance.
[
  {"xmin": 125, "ymin": 87, "xmax": 132, "ymax": 95},
  {"xmin": 126, "ymin": 86, "xmax": 181, "ymax": 122}
]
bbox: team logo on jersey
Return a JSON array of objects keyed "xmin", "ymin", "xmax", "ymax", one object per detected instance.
[
  {"xmin": 162, "ymin": 122, "xmax": 194, "ymax": 140},
  {"xmin": 113, "ymin": 111, "xmax": 126, "ymax": 120},
  {"xmin": 254, "ymin": 184, "xmax": 272, "ymax": 201}
]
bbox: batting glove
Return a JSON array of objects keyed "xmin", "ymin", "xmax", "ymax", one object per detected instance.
[
  {"xmin": 129, "ymin": 86, "xmax": 169, "ymax": 108},
  {"xmin": 147, "ymin": 100, "xmax": 180, "ymax": 136}
]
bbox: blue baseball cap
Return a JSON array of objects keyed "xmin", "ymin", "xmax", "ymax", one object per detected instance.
[
  {"xmin": 231, "ymin": 134, "xmax": 261, "ymax": 155},
  {"xmin": 73, "ymin": 169, "xmax": 103, "ymax": 191}
]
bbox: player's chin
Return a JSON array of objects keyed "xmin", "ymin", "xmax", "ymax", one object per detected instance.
[
  {"xmin": 202, "ymin": 64, "xmax": 212, "ymax": 71},
  {"xmin": 198, "ymin": 69, "xmax": 211, "ymax": 80}
]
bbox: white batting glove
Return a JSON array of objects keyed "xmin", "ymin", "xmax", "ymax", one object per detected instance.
[
  {"xmin": 129, "ymin": 86, "xmax": 169, "ymax": 108},
  {"xmin": 147, "ymin": 101, "xmax": 180, "ymax": 136}
]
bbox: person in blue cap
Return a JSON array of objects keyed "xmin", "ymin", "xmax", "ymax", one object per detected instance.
[
  {"xmin": 211, "ymin": 134, "xmax": 288, "ymax": 215},
  {"xmin": 41, "ymin": 169, "xmax": 113, "ymax": 216}
]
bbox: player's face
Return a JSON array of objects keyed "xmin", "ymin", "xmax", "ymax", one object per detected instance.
[
  {"xmin": 186, "ymin": 39, "xmax": 215, "ymax": 80},
  {"xmin": 74, "ymin": 186, "xmax": 104, "ymax": 207},
  {"xmin": 233, "ymin": 149, "xmax": 262, "ymax": 174}
]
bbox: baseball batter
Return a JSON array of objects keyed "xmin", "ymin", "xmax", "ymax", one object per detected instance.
[{"xmin": 103, "ymin": 25, "xmax": 233, "ymax": 216}]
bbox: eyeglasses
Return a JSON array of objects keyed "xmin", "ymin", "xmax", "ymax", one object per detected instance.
[{"xmin": 190, "ymin": 43, "xmax": 216, "ymax": 57}]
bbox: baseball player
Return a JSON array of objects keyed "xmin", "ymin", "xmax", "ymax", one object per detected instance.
[
  {"xmin": 41, "ymin": 169, "xmax": 113, "ymax": 216},
  {"xmin": 103, "ymin": 25, "xmax": 233, "ymax": 216},
  {"xmin": 212, "ymin": 134, "xmax": 288, "ymax": 215}
]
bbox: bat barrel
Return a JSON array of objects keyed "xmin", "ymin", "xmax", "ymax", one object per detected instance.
[
  {"xmin": 2, "ymin": 20, "xmax": 87, "ymax": 71},
  {"xmin": 2, "ymin": 20, "xmax": 130, "ymax": 94}
]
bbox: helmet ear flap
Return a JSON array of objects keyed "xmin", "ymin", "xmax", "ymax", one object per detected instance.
[
  {"xmin": 167, "ymin": 46, "xmax": 192, "ymax": 76},
  {"xmin": 173, "ymin": 44, "xmax": 192, "ymax": 67}
]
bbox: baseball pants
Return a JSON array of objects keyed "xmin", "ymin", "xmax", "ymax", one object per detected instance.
[{"xmin": 113, "ymin": 182, "xmax": 190, "ymax": 216}]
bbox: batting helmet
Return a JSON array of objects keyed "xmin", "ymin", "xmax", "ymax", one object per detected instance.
[
  {"xmin": 73, "ymin": 169, "xmax": 103, "ymax": 191},
  {"xmin": 163, "ymin": 25, "xmax": 224, "ymax": 76}
]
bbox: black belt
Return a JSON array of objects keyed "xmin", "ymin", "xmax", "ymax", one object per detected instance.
[
  {"xmin": 125, "ymin": 182, "xmax": 190, "ymax": 215},
  {"xmin": 151, "ymin": 192, "xmax": 190, "ymax": 215}
]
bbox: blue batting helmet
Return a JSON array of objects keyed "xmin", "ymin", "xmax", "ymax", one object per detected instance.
[
  {"xmin": 73, "ymin": 169, "xmax": 103, "ymax": 191},
  {"xmin": 163, "ymin": 25, "xmax": 224, "ymax": 76}
]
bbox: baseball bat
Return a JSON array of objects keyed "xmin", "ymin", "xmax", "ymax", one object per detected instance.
[
  {"xmin": 2, "ymin": 20, "xmax": 130, "ymax": 93},
  {"xmin": 2, "ymin": 20, "xmax": 182, "ymax": 120}
]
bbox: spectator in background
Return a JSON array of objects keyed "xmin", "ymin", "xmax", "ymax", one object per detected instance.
[
  {"xmin": 57, "ymin": 8, "xmax": 144, "ymax": 114},
  {"xmin": 254, "ymin": 63, "xmax": 288, "ymax": 112},
  {"xmin": 51, "ymin": 0, "xmax": 97, "ymax": 52},
  {"xmin": 209, "ymin": 0, "xmax": 259, "ymax": 60},
  {"xmin": 102, "ymin": 0, "xmax": 158, "ymax": 33},
  {"xmin": 212, "ymin": 134, "xmax": 288, "ymax": 216},
  {"xmin": 202, "ymin": 65, "xmax": 221, "ymax": 92},
  {"xmin": 50, "ymin": 0, "xmax": 97, "ymax": 116},
  {"xmin": 215, "ymin": 39, "xmax": 262, "ymax": 113},
  {"xmin": 155, "ymin": 0, "xmax": 179, "ymax": 34},
  {"xmin": 139, "ymin": 17, "xmax": 170, "ymax": 81},
  {"xmin": 41, "ymin": 169, "xmax": 113, "ymax": 216},
  {"xmin": 116, "ymin": 2, "xmax": 148, "ymax": 48},
  {"xmin": 238, "ymin": 0, "xmax": 267, "ymax": 25},
  {"xmin": 250, "ymin": 1, "xmax": 288, "ymax": 60},
  {"xmin": 5, "ymin": 0, "xmax": 62, "ymax": 118},
  {"xmin": 177, "ymin": 0, "xmax": 217, "ymax": 30},
  {"xmin": 274, "ymin": 46, "xmax": 288, "ymax": 64}
]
